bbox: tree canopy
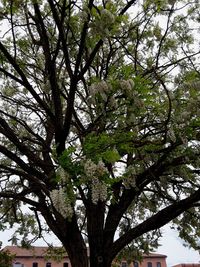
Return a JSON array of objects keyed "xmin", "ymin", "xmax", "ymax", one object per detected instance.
[
  {"xmin": 0, "ymin": 0, "xmax": 200, "ymax": 266},
  {"xmin": 0, "ymin": 244, "xmax": 14, "ymax": 267}
]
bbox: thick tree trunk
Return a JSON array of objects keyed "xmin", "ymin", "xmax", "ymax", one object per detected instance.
[
  {"xmin": 86, "ymin": 202, "xmax": 112, "ymax": 267},
  {"xmin": 45, "ymin": 214, "xmax": 89, "ymax": 267},
  {"xmin": 67, "ymin": 247, "xmax": 88, "ymax": 267},
  {"xmin": 61, "ymin": 217, "xmax": 89, "ymax": 267},
  {"xmin": 89, "ymin": 254, "xmax": 112, "ymax": 267}
]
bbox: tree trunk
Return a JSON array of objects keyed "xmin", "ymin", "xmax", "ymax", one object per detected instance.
[
  {"xmin": 89, "ymin": 253, "xmax": 113, "ymax": 267},
  {"xmin": 62, "ymin": 219, "xmax": 89, "ymax": 267},
  {"xmin": 68, "ymin": 247, "xmax": 88, "ymax": 267},
  {"xmin": 86, "ymin": 202, "xmax": 112, "ymax": 267}
]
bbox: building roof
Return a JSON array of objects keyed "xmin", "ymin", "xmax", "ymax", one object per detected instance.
[
  {"xmin": 3, "ymin": 246, "xmax": 68, "ymax": 258},
  {"xmin": 143, "ymin": 253, "xmax": 167, "ymax": 258},
  {"xmin": 172, "ymin": 264, "xmax": 200, "ymax": 267},
  {"xmin": 3, "ymin": 246, "xmax": 167, "ymax": 259}
]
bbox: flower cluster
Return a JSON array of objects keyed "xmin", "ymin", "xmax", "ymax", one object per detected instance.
[
  {"xmin": 50, "ymin": 188, "xmax": 73, "ymax": 219},
  {"xmin": 168, "ymin": 128, "xmax": 176, "ymax": 142},
  {"xmin": 92, "ymin": 9, "xmax": 115, "ymax": 37},
  {"xmin": 84, "ymin": 159, "xmax": 107, "ymax": 178},
  {"xmin": 84, "ymin": 159, "xmax": 108, "ymax": 204},
  {"xmin": 89, "ymin": 80, "xmax": 110, "ymax": 100},
  {"xmin": 57, "ymin": 167, "xmax": 69, "ymax": 183},
  {"xmin": 119, "ymin": 79, "xmax": 135, "ymax": 98},
  {"xmin": 88, "ymin": 79, "xmax": 135, "ymax": 110},
  {"xmin": 91, "ymin": 177, "xmax": 107, "ymax": 204}
]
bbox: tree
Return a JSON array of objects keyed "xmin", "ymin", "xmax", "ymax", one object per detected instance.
[
  {"xmin": 0, "ymin": 244, "xmax": 14, "ymax": 267},
  {"xmin": 0, "ymin": 0, "xmax": 200, "ymax": 266}
]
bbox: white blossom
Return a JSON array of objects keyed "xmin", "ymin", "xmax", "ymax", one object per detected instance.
[
  {"xmin": 128, "ymin": 79, "xmax": 135, "ymax": 88},
  {"xmin": 180, "ymin": 111, "xmax": 190, "ymax": 120},
  {"xmin": 98, "ymin": 80, "xmax": 109, "ymax": 93},
  {"xmin": 50, "ymin": 188, "xmax": 73, "ymax": 219},
  {"xmin": 120, "ymin": 79, "xmax": 135, "ymax": 98},
  {"xmin": 84, "ymin": 159, "xmax": 107, "ymax": 179},
  {"xmin": 91, "ymin": 177, "xmax": 107, "ymax": 204},
  {"xmin": 168, "ymin": 128, "xmax": 176, "ymax": 142},
  {"xmin": 84, "ymin": 159, "xmax": 98, "ymax": 177},
  {"xmin": 89, "ymin": 81, "xmax": 110, "ymax": 102},
  {"xmin": 89, "ymin": 84, "xmax": 97, "ymax": 97},
  {"xmin": 96, "ymin": 160, "xmax": 108, "ymax": 176},
  {"xmin": 84, "ymin": 160, "xmax": 108, "ymax": 204},
  {"xmin": 57, "ymin": 167, "xmax": 69, "ymax": 183}
]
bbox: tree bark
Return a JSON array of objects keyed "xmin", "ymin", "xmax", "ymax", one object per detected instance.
[{"xmin": 87, "ymin": 202, "xmax": 108, "ymax": 267}]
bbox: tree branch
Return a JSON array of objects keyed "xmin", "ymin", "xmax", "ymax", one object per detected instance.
[
  {"xmin": 109, "ymin": 188, "xmax": 200, "ymax": 260},
  {"xmin": 0, "ymin": 41, "xmax": 54, "ymax": 120}
]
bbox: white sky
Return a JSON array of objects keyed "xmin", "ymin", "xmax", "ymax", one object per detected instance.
[
  {"xmin": 157, "ymin": 225, "xmax": 200, "ymax": 266},
  {"xmin": 0, "ymin": 224, "xmax": 199, "ymax": 266}
]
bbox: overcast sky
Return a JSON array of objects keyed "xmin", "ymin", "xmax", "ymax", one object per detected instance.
[
  {"xmin": 157, "ymin": 225, "xmax": 200, "ymax": 266},
  {"xmin": 0, "ymin": 224, "xmax": 199, "ymax": 267}
]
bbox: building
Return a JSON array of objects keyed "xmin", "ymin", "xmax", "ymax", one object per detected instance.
[
  {"xmin": 119, "ymin": 253, "xmax": 167, "ymax": 267},
  {"xmin": 172, "ymin": 265, "xmax": 200, "ymax": 267},
  {"xmin": 3, "ymin": 246, "xmax": 71, "ymax": 267},
  {"xmin": 3, "ymin": 246, "xmax": 167, "ymax": 267}
]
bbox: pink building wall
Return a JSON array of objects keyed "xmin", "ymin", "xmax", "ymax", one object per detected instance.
[
  {"xmin": 4, "ymin": 246, "xmax": 71, "ymax": 267},
  {"xmin": 139, "ymin": 255, "xmax": 167, "ymax": 267},
  {"xmin": 172, "ymin": 264, "xmax": 200, "ymax": 267},
  {"xmin": 12, "ymin": 256, "xmax": 71, "ymax": 267},
  {"xmin": 117, "ymin": 254, "xmax": 167, "ymax": 267},
  {"xmin": 4, "ymin": 246, "xmax": 167, "ymax": 267}
]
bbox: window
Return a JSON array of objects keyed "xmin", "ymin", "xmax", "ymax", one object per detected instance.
[
  {"xmin": 147, "ymin": 262, "xmax": 152, "ymax": 267},
  {"xmin": 121, "ymin": 262, "xmax": 128, "ymax": 267},
  {"xmin": 13, "ymin": 262, "xmax": 23, "ymax": 267},
  {"xmin": 33, "ymin": 263, "xmax": 38, "ymax": 267},
  {"xmin": 63, "ymin": 263, "xmax": 69, "ymax": 267},
  {"xmin": 157, "ymin": 262, "xmax": 161, "ymax": 267},
  {"xmin": 46, "ymin": 263, "xmax": 51, "ymax": 267},
  {"xmin": 134, "ymin": 261, "xmax": 139, "ymax": 267}
]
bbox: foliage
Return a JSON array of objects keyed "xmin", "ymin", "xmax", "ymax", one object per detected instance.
[
  {"xmin": 0, "ymin": 0, "xmax": 200, "ymax": 267},
  {"xmin": 0, "ymin": 247, "xmax": 14, "ymax": 267},
  {"xmin": 44, "ymin": 247, "xmax": 67, "ymax": 263}
]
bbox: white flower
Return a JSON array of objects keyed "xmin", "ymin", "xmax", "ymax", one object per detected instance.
[
  {"xmin": 57, "ymin": 167, "xmax": 69, "ymax": 182},
  {"xmin": 89, "ymin": 84, "xmax": 97, "ymax": 97},
  {"xmin": 168, "ymin": 128, "xmax": 176, "ymax": 142},
  {"xmin": 98, "ymin": 81, "xmax": 109, "ymax": 93},
  {"xmin": 88, "ymin": 81, "xmax": 110, "ymax": 102},
  {"xmin": 84, "ymin": 159, "xmax": 107, "ymax": 179},
  {"xmin": 181, "ymin": 111, "xmax": 190, "ymax": 120},
  {"xmin": 91, "ymin": 177, "xmax": 107, "ymax": 204},
  {"xmin": 50, "ymin": 188, "xmax": 73, "ymax": 219},
  {"xmin": 96, "ymin": 160, "xmax": 107, "ymax": 176},
  {"xmin": 84, "ymin": 159, "xmax": 97, "ymax": 177},
  {"xmin": 120, "ymin": 79, "xmax": 135, "ymax": 98},
  {"xmin": 128, "ymin": 79, "xmax": 135, "ymax": 88}
]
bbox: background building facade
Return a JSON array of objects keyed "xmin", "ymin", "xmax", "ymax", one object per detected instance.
[
  {"xmin": 3, "ymin": 246, "xmax": 168, "ymax": 267},
  {"xmin": 4, "ymin": 246, "xmax": 71, "ymax": 267}
]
